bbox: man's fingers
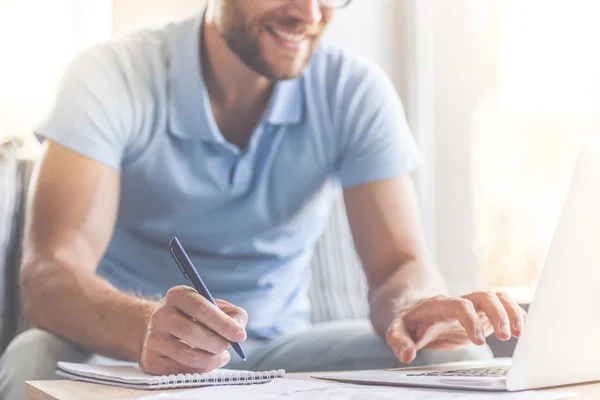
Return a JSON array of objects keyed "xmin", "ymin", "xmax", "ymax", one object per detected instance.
[
  {"xmin": 446, "ymin": 298, "xmax": 486, "ymax": 346},
  {"xmin": 387, "ymin": 292, "xmax": 525, "ymax": 360},
  {"xmin": 400, "ymin": 345, "xmax": 417, "ymax": 365},
  {"xmin": 385, "ymin": 319, "xmax": 417, "ymax": 364},
  {"xmin": 414, "ymin": 324, "xmax": 438, "ymax": 350},
  {"xmin": 166, "ymin": 286, "xmax": 246, "ymax": 343},
  {"xmin": 141, "ymin": 332, "xmax": 230, "ymax": 375},
  {"xmin": 389, "ymin": 297, "xmax": 485, "ymax": 363},
  {"xmin": 159, "ymin": 335, "xmax": 231, "ymax": 372},
  {"xmin": 497, "ymin": 291, "xmax": 526, "ymax": 337},
  {"xmin": 463, "ymin": 292, "xmax": 511, "ymax": 341},
  {"xmin": 141, "ymin": 351, "xmax": 199, "ymax": 376},
  {"xmin": 215, "ymin": 299, "xmax": 249, "ymax": 330},
  {"xmin": 160, "ymin": 310, "xmax": 230, "ymax": 355},
  {"xmin": 404, "ymin": 297, "xmax": 485, "ymax": 346}
]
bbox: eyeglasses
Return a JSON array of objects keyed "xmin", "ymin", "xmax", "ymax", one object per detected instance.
[{"xmin": 319, "ymin": 0, "xmax": 353, "ymax": 9}]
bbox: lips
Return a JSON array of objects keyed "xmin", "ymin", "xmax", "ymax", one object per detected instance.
[
  {"xmin": 270, "ymin": 26, "xmax": 306, "ymax": 42},
  {"xmin": 266, "ymin": 25, "xmax": 310, "ymax": 52}
]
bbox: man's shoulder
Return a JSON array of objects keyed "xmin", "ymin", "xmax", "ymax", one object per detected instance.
[
  {"xmin": 303, "ymin": 42, "xmax": 398, "ymax": 121},
  {"xmin": 306, "ymin": 42, "xmax": 387, "ymax": 87},
  {"xmin": 67, "ymin": 18, "xmax": 191, "ymax": 89}
]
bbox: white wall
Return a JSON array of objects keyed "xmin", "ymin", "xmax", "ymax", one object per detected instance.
[
  {"xmin": 432, "ymin": 1, "xmax": 479, "ymax": 294},
  {"xmin": 416, "ymin": 0, "xmax": 493, "ymax": 294},
  {"xmin": 324, "ymin": 0, "xmax": 410, "ymax": 99},
  {"xmin": 112, "ymin": 0, "xmax": 205, "ymax": 37}
]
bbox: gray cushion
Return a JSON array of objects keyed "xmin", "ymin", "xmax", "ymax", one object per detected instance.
[
  {"xmin": 10, "ymin": 158, "xmax": 35, "ymax": 341},
  {"xmin": 309, "ymin": 190, "xmax": 369, "ymax": 323},
  {"xmin": 0, "ymin": 140, "xmax": 24, "ymax": 353}
]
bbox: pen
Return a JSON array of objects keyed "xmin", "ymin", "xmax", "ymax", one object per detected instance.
[{"xmin": 169, "ymin": 236, "xmax": 246, "ymax": 361}]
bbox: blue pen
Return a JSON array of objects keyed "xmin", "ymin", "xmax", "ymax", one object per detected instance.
[{"xmin": 169, "ymin": 237, "xmax": 246, "ymax": 361}]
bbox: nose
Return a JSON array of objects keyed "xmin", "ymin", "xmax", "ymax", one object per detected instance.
[{"xmin": 289, "ymin": 0, "xmax": 323, "ymax": 25}]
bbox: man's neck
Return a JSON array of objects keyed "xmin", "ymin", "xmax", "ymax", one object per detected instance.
[
  {"xmin": 201, "ymin": 10, "xmax": 275, "ymax": 150},
  {"xmin": 202, "ymin": 11, "xmax": 273, "ymax": 110}
]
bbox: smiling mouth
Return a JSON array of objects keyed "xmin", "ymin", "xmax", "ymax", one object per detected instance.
[{"xmin": 266, "ymin": 25, "xmax": 311, "ymax": 52}]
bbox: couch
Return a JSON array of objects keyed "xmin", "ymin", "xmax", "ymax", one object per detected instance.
[{"xmin": 0, "ymin": 139, "xmax": 515, "ymax": 357}]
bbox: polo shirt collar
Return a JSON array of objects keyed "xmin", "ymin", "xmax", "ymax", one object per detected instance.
[
  {"xmin": 266, "ymin": 77, "xmax": 304, "ymax": 126},
  {"xmin": 168, "ymin": 13, "xmax": 305, "ymax": 142}
]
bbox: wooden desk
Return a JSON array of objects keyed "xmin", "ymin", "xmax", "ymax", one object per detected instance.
[{"xmin": 25, "ymin": 374, "xmax": 600, "ymax": 400}]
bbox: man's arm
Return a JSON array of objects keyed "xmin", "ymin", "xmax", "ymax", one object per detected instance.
[
  {"xmin": 344, "ymin": 175, "xmax": 526, "ymax": 363},
  {"xmin": 336, "ymin": 57, "xmax": 525, "ymax": 363},
  {"xmin": 21, "ymin": 141, "xmax": 156, "ymax": 361},
  {"xmin": 343, "ymin": 175, "xmax": 445, "ymax": 337},
  {"xmin": 22, "ymin": 141, "xmax": 247, "ymax": 373}
]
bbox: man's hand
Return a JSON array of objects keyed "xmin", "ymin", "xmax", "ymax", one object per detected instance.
[
  {"xmin": 139, "ymin": 286, "xmax": 248, "ymax": 375},
  {"xmin": 386, "ymin": 291, "xmax": 527, "ymax": 364}
]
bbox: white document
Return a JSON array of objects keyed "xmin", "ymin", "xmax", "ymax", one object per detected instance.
[{"xmin": 136, "ymin": 378, "xmax": 575, "ymax": 400}]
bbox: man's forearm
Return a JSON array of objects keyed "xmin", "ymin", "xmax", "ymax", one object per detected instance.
[
  {"xmin": 22, "ymin": 259, "xmax": 159, "ymax": 362},
  {"xmin": 368, "ymin": 259, "xmax": 448, "ymax": 337}
]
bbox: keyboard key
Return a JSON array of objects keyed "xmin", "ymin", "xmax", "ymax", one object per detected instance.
[{"xmin": 406, "ymin": 367, "xmax": 510, "ymax": 378}]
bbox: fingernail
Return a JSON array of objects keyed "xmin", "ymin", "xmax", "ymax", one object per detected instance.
[
  {"xmin": 398, "ymin": 347, "xmax": 410, "ymax": 362},
  {"xmin": 500, "ymin": 323, "xmax": 510, "ymax": 335},
  {"xmin": 224, "ymin": 352, "xmax": 231, "ymax": 362},
  {"xmin": 234, "ymin": 330, "xmax": 246, "ymax": 342},
  {"xmin": 514, "ymin": 322, "xmax": 524, "ymax": 332},
  {"xmin": 398, "ymin": 348, "xmax": 410, "ymax": 364},
  {"xmin": 477, "ymin": 330, "xmax": 486, "ymax": 342},
  {"xmin": 402, "ymin": 348, "xmax": 411, "ymax": 362}
]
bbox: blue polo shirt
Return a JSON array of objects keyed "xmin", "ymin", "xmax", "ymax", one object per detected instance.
[{"xmin": 36, "ymin": 14, "xmax": 423, "ymax": 338}]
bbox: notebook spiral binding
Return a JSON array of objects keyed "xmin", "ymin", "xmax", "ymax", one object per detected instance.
[{"xmin": 158, "ymin": 369, "xmax": 285, "ymax": 387}]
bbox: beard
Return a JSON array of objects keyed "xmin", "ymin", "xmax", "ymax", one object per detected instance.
[{"xmin": 218, "ymin": 2, "xmax": 326, "ymax": 80}]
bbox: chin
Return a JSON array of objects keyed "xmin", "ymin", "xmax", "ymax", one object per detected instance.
[
  {"xmin": 265, "ymin": 55, "xmax": 311, "ymax": 80},
  {"xmin": 272, "ymin": 67, "xmax": 305, "ymax": 80}
]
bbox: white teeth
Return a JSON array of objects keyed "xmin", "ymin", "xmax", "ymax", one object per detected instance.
[{"xmin": 271, "ymin": 27, "xmax": 305, "ymax": 43}]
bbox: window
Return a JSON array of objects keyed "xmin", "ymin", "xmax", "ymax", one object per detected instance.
[
  {"xmin": 0, "ymin": 0, "xmax": 111, "ymax": 154},
  {"xmin": 471, "ymin": 0, "xmax": 600, "ymax": 291}
]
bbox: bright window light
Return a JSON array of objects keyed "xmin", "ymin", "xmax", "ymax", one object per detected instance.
[
  {"xmin": 473, "ymin": 0, "xmax": 600, "ymax": 292},
  {"xmin": 499, "ymin": 0, "xmax": 600, "ymax": 117},
  {"xmin": 0, "ymin": 0, "xmax": 111, "ymax": 146}
]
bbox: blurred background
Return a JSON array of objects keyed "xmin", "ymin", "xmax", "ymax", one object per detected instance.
[{"xmin": 2, "ymin": 0, "xmax": 599, "ymax": 301}]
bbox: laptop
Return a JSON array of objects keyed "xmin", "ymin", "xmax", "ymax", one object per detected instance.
[{"xmin": 315, "ymin": 134, "xmax": 600, "ymax": 391}]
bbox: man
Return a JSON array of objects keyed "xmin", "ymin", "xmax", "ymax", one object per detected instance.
[{"xmin": 0, "ymin": 0, "xmax": 525, "ymax": 398}]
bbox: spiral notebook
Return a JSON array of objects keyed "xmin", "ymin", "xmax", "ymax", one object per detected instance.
[{"xmin": 56, "ymin": 362, "xmax": 285, "ymax": 390}]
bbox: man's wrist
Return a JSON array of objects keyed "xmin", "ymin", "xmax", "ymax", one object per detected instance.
[
  {"xmin": 124, "ymin": 299, "xmax": 160, "ymax": 362},
  {"xmin": 392, "ymin": 292, "xmax": 442, "ymax": 314},
  {"xmin": 368, "ymin": 260, "xmax": 448, "ymax": 336}
]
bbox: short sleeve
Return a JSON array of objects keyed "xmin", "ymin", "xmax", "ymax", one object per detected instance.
[
  {"xmin": 36, "ymin": 45, "xmax": 134, "ymax": 172},
  {"xmin": 335, "ymin": 60, "xmax": 424, "ymax": 188}
]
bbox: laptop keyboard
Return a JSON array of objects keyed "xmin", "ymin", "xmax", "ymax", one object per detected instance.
[{"xmin": 406, "ymin": 366, "xmax": 510, "ymax": 378}]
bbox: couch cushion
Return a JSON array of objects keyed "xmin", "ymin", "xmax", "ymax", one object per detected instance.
[
  {"xmin": 309, "ymin": 190, "xmax": 369, "ymax": 323},
  {"xmin": 10, "ymin": 158, "xmax": 36, "ymax": 341},
  {"xmin": 0, "ymin": 140, "xmax": 23, "ymax": 353}
]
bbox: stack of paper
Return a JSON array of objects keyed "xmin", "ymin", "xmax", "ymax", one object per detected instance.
[{"xmin": 137, "ymin": 378, "xmax": 575, "ymax": 400}]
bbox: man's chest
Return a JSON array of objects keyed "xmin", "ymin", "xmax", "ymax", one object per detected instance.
[{"xmin": 117, "ymin": 123, "xmax": 339, "ymax": 241}]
